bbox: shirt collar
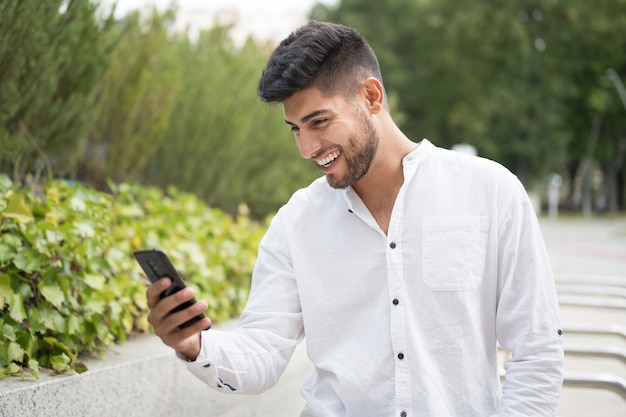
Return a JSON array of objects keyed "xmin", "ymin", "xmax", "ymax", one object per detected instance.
[{"xmin": 340, "ymin": 138, "xmax": 433, "ymax": 213}]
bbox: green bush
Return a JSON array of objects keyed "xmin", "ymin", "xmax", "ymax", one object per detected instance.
[
  {"xmin": 0, "ymin": 0, "xmax": 115, "ymax": 180},
  {"xmin": 0, "ymin": 174, "xmax": 266, "ymax": 379}
]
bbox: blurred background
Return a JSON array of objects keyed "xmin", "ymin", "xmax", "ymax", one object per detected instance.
[
  {"xmin": 1, "ymin": 0, "xmax": 625, "ymax": 219},
  {"xmin": 1, "ymin": 1, "xmax": 625, "ymax": 415}
]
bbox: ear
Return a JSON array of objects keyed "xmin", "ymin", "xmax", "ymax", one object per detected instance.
[{"xmin": 361, "ymin": 77, "xmax": 385, "ymax": 114}]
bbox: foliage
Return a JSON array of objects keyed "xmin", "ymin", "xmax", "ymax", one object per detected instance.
[
  {"xmin": 143, "ymin": 27, "xmax": 320, "ymax": 218},
  {"xmin": 85, "ymin": 9, "xmax": 183, "ymax": 185},
  {"xmin": 312, "ymin": 0, "xmax": 626, "ymax": 209},
  {"xmin": 0, "ymin": 174, "xmax": 266, "ymax": 378},
  {"xmin": 0, "ymin": 0, "xmax": 115, "ymax": 180}
]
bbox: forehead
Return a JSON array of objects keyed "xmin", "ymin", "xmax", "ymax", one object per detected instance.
[{"xmin": 283, "ymin": 87, "xmax": 344, "ymax": 122}]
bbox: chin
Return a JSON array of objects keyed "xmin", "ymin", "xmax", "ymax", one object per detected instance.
[{"xmin": 326, "ymin": 175, "xmax": 351, "ymax": 190}]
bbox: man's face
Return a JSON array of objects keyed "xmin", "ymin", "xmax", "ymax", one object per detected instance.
[{"xmin": 283, "ymin": 87, "xmax": 379, "ymax": 189}]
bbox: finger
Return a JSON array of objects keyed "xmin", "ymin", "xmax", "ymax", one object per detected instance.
[
  {"xmin": 150, "ymin": 289, "xmax": 209, "ymax": 333},
  {"xmin": 171, "ymin": 299, "xmax": 210, "ymax": 329},
  {"xmin": 157, "ymin": 306, "xmax": 212, "ymax": 351},
  {"xmin": 146, "ymin": 278, "xmax": 171, "ymax": 308},
  {"xmin": 147, "ymin": 281, "xmax": 181, "ymax": 328},
  {"xmin": 167, "ymin": 318, "xmax": 212, "ymax": 355}
]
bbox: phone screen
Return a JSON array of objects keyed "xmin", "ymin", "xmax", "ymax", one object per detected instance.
[{"xmin": 133, "ymin": 249, "xmax": 206, "ymax": 329}]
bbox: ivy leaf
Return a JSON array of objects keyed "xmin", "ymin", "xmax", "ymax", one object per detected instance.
[
  {"xmin": 13, "ymin": 250, "xmax": 47, "ymax": 273},
  {"xmin": 1, "ymin": 323, "xmax": 16, "ymax": 341},
  {"xmin": 6, "ymin": 362, "xmax": 20, "ymax": 375},
  {"xmin": 2, "ymin": 193, "xmax": 34, "ymax": 224},
  {"xmin": 49, "ymin": 353, "xmax": 71, "ymax": 372},
  {"xmin": 85, "ymin": 297, "xmax": 106, "ymax": 315},
  {"xmin": 73, "ymin": 221, "xmax": 95, "ymax": 238},
  {"xmin": 28, "ymin": 359, "xmax": 40, "ymax": 379},
  {"xmin": 83, "ymin": 273, "xmax": 105, "ymax": 290},
  {"xmin": 66, "ymin": 315, "xmax": 81, "ymax": 335},
  {"xmin": 8, "ymin": 293, "xmax": 26, "ymax": 322},
  {"xmin": 8, "ymin": 341, "xmax": 25, "ymax": 362},
  {"xmin": 69, "ymin": 195, "xmax": 86, "ymax": 211},
  {"xmin": 73, "ymin": 361, "xmax": 88, "ymax": 374},
  {"xmin": 39, "ymin": 284, "xmax": 65, "ymax": 309},
  {"xmin": 45, "ymin": 186, "xmax": 60, "ymax": 204},
  {"xmin": 0, "ymin": 173, "xmax": 12, "ymax": 190},
  {"xmin": 0, "ymin": 273, "xmax": 12, "ymax": 309},
  {"xmin": 0, "ymin": 243, "xmax": 14, "ymax": 264},
  {"xmin": 43, "ymin": 337, "xmax": 76, "ymax": 362}
]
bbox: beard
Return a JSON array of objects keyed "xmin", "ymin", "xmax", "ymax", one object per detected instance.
[{"xmin": 324, "ymin": 107, "xmax": 380, "ymax": 189}]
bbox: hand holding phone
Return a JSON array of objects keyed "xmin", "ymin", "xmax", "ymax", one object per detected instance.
[{"xmin": 134, "ymin": 248, "xmax": 208, "ymax": 329}]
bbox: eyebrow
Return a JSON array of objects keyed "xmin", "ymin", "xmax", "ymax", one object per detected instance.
[{"xmin": 284, "ymin": 109, "xmax": 331, "ymax": 126}]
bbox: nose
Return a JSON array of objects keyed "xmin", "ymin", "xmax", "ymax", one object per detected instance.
[{"xmin": 295, "ymin": 130, "xmax": 323, "ymax": 159}]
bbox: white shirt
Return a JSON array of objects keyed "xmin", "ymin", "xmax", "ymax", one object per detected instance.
[{"xmin": 185, "ymin": 140, "xmax": 564, "ymax": 417}]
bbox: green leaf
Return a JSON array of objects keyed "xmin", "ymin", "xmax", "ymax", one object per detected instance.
[
  {"xmin": 66, "ymin": 315, "xmax": 81, "ymax": 335},
  {"xmin": 73, "ymin": 361, "xmax": 88, "ymax": 374},
  {"xmin": 6, "ymin": 362, "xmax": 20, "ymax": 375},
  {"xmin": 8, "ymin": 341, "xmax": 25, "ymax": 362},
  {"xmin": 43, "ymin": 337, "xmax": 76, "ymax": 362},
  {"xmin": 1, "ymin": 323, "xmax": 16, "ymax": 341},
  {"xmin": 40, "ymin": 284, "xmax": 65, "ymax": 309},
  {"xmin": 8, "ymin": 294, "xmax": 26, "ymax": 322},
  {"xmin": 19, "ymin": 331, "xmax": 37, "ymax": 359},
  {"xmin": 0, "ymin": 243, "xmax": 14, "ymax": 263},
  {"xmin": 73, "ymin": 221, "xmax": 95, "ymax": 238},
  {"xmin": 28, "ymin": 359, "xmax": 40, "ymax": 379},
  {"xmin": 85, "ymin": 298, "xmax": 106, "ymax": 315},
  {"xmin": 0, "ymin": 273, "xmax": 12, "ymax": 309},
  {"xmin": 2, "ymin": 193, "xmax": 34, "ymax": 224},
  {"xmin": 69, "ymin": 195, "xmax": 87, "ymax": 211},
  {"xmin": 0, "ymin": 174, "xmax": 12, "ymax": 190},
  {"xmin": 49, "ymin": 353, "xmax": 71, "ymax": 372},
  {"xmin": 83, "ymin": 273, "xmax": 105, "ymax": 290},
  {"xmin": 13, "ymin": 249, "xmax": 47, "ymax": 273}
]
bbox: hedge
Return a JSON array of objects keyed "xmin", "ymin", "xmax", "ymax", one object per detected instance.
[{"xmin": 0, "ymin": 175, "xmax": 266, "ymax": 378}]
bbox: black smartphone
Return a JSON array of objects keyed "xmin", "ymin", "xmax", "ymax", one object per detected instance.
[{"xmin": 133, "ymin": 248, "xmax": 207, "ymax": 329}]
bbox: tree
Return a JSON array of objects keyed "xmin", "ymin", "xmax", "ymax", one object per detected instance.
[
  {"xmin": 82, "ymin": 9, "xmax": 182, "ymax": 186},
  {"xmin": 313, "ymin": 0, "xmax": 626, "ymax": 211},
  {"xmin": 140, "ymin": 27, "xmax": 319, "ymax": 217},
  {"xmin": 0, "ymin": 0, "xmax": 114, "ymax": 181}
]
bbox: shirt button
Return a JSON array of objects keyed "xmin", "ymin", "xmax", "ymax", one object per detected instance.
[
  {"xmin": 389, "ymin": 242, "xmax": 396, "ymax": 249},
  {"xmin": 393, "ymin": 299, "xmax": 399, "ymax": 305},
  {"xmin": 397, "ymin": 353, "xmax": 404, "ymax": 360},
  {"xmin": 400, "ymin": 412, "xmax": 408, "ymax": 417}
]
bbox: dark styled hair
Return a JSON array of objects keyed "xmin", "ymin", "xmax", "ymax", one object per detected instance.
[{"xmin": 257, "ymin": 21, "xmax": 384, "ymax": 103}]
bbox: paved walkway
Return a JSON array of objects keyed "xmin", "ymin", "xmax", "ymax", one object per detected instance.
[
  {"xmin": 205, "ymin": 217, "xmax": 626, "ymax": 416},
  {"xmin": 539, "ymin": 217, "xmax": 626, "ymax": 417}
]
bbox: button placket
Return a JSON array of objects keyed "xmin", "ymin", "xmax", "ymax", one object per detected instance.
[{"xmin": 386, "ymin": 203, "xmax": 411, "ymax": 414}]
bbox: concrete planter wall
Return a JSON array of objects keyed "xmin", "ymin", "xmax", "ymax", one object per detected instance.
[{"xmin": 0, "ymin": 321, "xmax": 308, "ymax": 417}]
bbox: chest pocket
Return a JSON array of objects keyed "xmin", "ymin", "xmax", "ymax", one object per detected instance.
[{"xmin": 422, "ymin": 216, "xmax": 490, "ymax": 291}]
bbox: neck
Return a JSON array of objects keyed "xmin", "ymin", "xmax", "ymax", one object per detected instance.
[{"xmin": 352, "ymin": 126, "xmax": 418, "ymax": 233}]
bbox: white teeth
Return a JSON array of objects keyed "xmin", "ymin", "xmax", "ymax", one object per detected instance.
[{"xmin": 317, "ymin": 150, "xmax": 340, "ymax": 166}]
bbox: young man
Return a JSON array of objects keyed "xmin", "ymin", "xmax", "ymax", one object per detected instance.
[{"xmin": 146, "ymin": 21, "xmax": 564, "ymax": 417}]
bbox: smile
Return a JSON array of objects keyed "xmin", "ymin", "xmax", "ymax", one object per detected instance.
[{"xmin": 316, "ymin": 150, "xmax": 341, "ymax": 167}]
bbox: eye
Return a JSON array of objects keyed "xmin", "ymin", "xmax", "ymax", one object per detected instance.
[
  {"xmin": 312, "ymin": 118, "xmax": 328, "ymax": 127},
  {"xmin": 290, "ymin": 125, "xmax": 299, "ymax": 133}
]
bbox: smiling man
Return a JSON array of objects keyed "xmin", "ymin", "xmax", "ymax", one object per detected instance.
[{"xmin": 145, "ymin": 21, "xmax": 564, "ymax": 417}]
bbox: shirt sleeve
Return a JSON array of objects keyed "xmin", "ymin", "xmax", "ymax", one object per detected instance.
[
  {"xmin": 182, "ymin": 213, "xmax": 305, "ymax": 395},
  {"xmin": 495, "ymin": 180, "xmax": 564, "ymax": 416}
]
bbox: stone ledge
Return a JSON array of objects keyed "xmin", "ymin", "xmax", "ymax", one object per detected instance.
[{"xmin": 0, "ymin": 321, "xmax": 309, "ymax": 417}]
